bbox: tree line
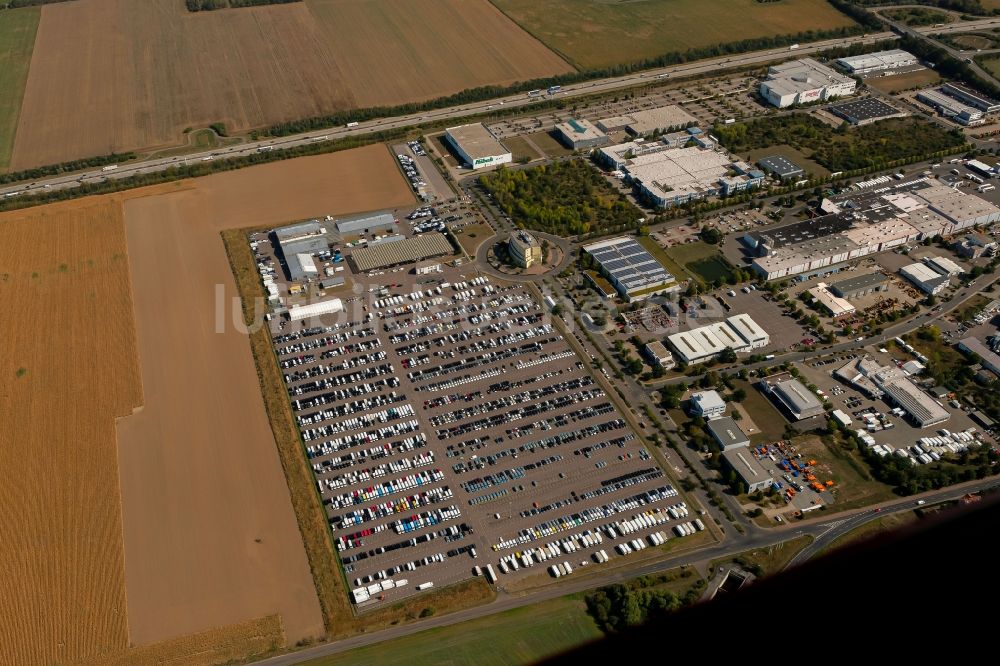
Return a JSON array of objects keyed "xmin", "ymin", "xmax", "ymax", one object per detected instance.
[
  {"xmin": 712, "ymin": 114, "xmax": 965, "ymax": 172},
  {"xmin": 0, "ymin": 0, "xmax": 74, "ymax": 8},
  {"xmin": 185, "ymin": 0, "xmax": 300, "ymax": 11}
]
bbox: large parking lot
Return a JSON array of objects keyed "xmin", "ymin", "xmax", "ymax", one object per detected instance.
[{"xmin": 261, "ymin": 256, "xmax": 704, "ymax": 606}]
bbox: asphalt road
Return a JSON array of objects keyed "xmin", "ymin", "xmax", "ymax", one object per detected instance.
[
  {"xmin": 14, "ymin": 22, "xmax": 1000, "ymax": 200},
  {"xmin": 256, "ymin": 474, "xmax": 999, "ymax": 665}
]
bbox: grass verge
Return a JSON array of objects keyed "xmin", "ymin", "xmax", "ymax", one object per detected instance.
[
  {"xmin": 817, "ymin": 511, "xmax": 919, "ymax": 557},
  {"xmin": 307, "ymin": 594, "xmax": 600, "ymax": 666},
  {"xmin": 710, "ymin": 534, "xmax": 814, "ymax": 577}
]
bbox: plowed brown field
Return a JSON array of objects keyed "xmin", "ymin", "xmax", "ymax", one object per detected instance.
[
  {"xmin": 0, "ymin": 198, "xmax": 140, "ymax": 664},
  {"xmin": 9, "ymin": 0, "xmax": 571, "ymax": 169},
  {"xmin": 0, "ymin": 145, "xmax": 412, "ymax": 663},
  {"xmin": 116, "ymin": 145, "xmax": 411, "ymax": 646}
]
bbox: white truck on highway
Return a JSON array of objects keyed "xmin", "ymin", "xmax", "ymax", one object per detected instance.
[{"xmin": 101, "ymin": 165, "xmax": 118, "ymax": 172}]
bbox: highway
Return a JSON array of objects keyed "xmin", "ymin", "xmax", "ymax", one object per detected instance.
[{"xmin": 14, "ymin": 22, "xmax": 1000, "ymax": 200}]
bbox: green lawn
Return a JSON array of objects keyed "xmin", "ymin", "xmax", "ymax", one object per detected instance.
[
  {"xmin": 637, "ymin": 235, "xmax": 692, "ymax": 283},
  {"xmin": 307, "ymin": 595, "xmax": 603, "ymax": 666},
  {"xmin": 491, "ymin": 0, "xmax": 857, "ymax": 70},
  {"xmin": 0, "ymin": 7, "xmax": 40, "ymax": 170},
  {"xmin": 711, "ymin": 534, "xmax": 814, "ymax": 576},
  {"xmin": 818, "ymin": 511, "xmax": 919, "ymax": 556},
  {"xmin": 980, "ymin": 55, "xmax": 1000, "ymax": 80}
]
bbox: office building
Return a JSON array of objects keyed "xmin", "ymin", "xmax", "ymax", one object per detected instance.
[
  {"xmin": 644, "ymin": 341, "xmax": 676, "ymax": 370},
  {"xmin": 555, "ymin": 118, "xmax": 609, "ymax": 150},
  {"xmin": 509, "ymin": 230, "xmax": 542, "ymax": 268},
  {"xmin": 690, "ymin": 390, "xmax": 726, "ymax": 419},
  {"xmin": 759, "ymin": 58, "xmax": 856, "ymax": 108}
]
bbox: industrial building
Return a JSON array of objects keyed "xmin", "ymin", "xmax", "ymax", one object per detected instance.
[
  {"xmin": 644, "ymin": 341, "xmax": 675, "ymax": 370},
  {"xmin": 916, "ymin": 88, "xmax": 984, "ymax": 126},
  {"xmin": 598, "ymin": 138, "xmax": 764, "ymax": 208},
  {"xmin": 667, "ymin": 315, "xmax": 769, "ymax": 365},
  {"xmin": 444, "ymin": 123, "xmax": 512, "ymax": 170},
  {"xmin": 707, "ymin": 417, "xmax": 750, "ymax": 452},
  {"xmin": 351, "ymin": 232, "xmax": 453, "ymax": 272},
  {"xmin": 924, "ymin": 255, "xmax": 963, "ymax": 277},
  {"xmin": 747, "ymin": 181, "xmax": 1000, "ymax": 279},
  {"xmin": 336, "ymin": 212, "xmax": 395, "ymax": 236},
  {"xmin": 835, "ymin": 49, "xmax": 918, "ymax": 75},
  {"xmin": 596, "ymin": 105, "xmax": 697, "ymax": 136},
  {"xmin": 810, "ymin": 282, "xmax": 856, "ymax": 318},
  {"xmin": 583, "ymin": 237, "xmax": 676, "ymax": 300},
  {"xmin": 720, "ymin": 449, "xmax": 773, "ymax": 493},
  {"xmin": 690, "ymin": 390, "xmax": 726, "ymax": 420},
  {"xmin": 509, "ymin": 230, "xmax": 542, "ymax": 268},
  {"xmin": 759, "ymin": 58, "xmax": 857, "ymax": 108},
  {"xmin": 761, "ymin": 377, "xmax": 825, "ymax": 420},
  {"xmin": 555, "ymin": 118, "xmax": 609, "ymax": 150},
  {"xmin": 900, "ymin": 262, "xmax": 950, "ymax": 295},
  {"xmin": 953, "ymin": 232, "xmax": 997, "ymax": 259},
  {"xmin": 288, "ymin": 297, "xmax": 343, "ymax": 322},
  {"xmin": 941, "ymin": 82, "xmax": 1000, "ymax": 114},
  {"xmin": 835, "ymin": 356, "xmax": 950, "ymax": 427},
  {"xmin": 829, "ymin": 272, "xmax": 889, "ymax": 299},
  {"xmin": 757, "ymin": 155, "xmax": 804, "ymax": 180},
  {"xmin": 272, "ymin": 221, "xmax": 329, "ymax": 281},
  {"xmin": 829, "ymin": 98, "xmax": 907, "ymax": 126},
  {"xmin": 959, "ymin": 337, "xmax": 1000, "ymax": 377}
]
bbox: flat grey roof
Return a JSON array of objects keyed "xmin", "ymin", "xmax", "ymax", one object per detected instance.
[
  {"xmin": 706, "ymin": 417, "xmax": 749, "ymax": 447},
  {"xmin": 336, "ymin": 212, "xmax": 395, "ymax": 235},
  {"xmin": 446, "ymin": 123, "xmax": 509, "ymax": 160},
  {"xmin": 829, "ymin": 272, "xmax": 888, "ymax": 294},
  {"xmin": 721, "ymin": 448, "xmax": 770, "ymax": 484},
  {"xmin": 757, "ymin": 154, "xmax": 803, "ymax": 178},
  {"xmin": 830, "ymin": 98, "xmax": 905, "ymax": 123}
]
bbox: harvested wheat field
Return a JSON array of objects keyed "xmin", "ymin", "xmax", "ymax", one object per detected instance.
[
  {"xmin": 307, "ymin": 0, "xmax": 573, "ymax": 108},
  {"xmin": 9, "ymin": 0, "xmax": 570, "ymax": 169},
  {"xmin": 0, "ymin": 198, "xmax": 140, "ymax": 664},
  {"xmin": 115, "ymin": 144, "xmax": 412, "ymax": 646}
]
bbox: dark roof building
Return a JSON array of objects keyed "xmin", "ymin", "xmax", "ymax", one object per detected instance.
[
  {"xmin": 829, "ymin": 272, "xmax": 889, "ymax": 298},
  {"xmin": 757, "ymin": 155, "xmax": 804, "ymax": 180},
  {"xmin": 829, "ymin": 98, "xmax": 907, "ymax": 125},
  {"xmin": 706, "ymin": 416, "xmax": 750, "ymax": 452}
]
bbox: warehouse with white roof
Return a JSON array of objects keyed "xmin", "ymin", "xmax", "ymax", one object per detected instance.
[
  {"xmin": 835, "ymin": 49, "xmax": 918, "ymax": 75},
  {"xmin": 445, "ymin": 123, "xmax": 512, "ymax": 170},
  {"xmin": 667, "ymin": 315, "xmax": 769, "ymax": 364},
  {"xmin": 900, "ymin": 262, "xmax": 950, "ymax": 295},
  {"xmin": 759, "ymin": 58, "xmax": 856, "ymax": 108}
]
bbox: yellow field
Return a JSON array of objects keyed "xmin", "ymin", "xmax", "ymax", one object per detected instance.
[{"xmin": 0, "ymin": 197, "xmax": 141, "ymax": 664}]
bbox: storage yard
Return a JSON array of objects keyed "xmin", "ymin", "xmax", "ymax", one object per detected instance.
[
  {"xmin": 8, "ymin": 0, "xmax": 571, "ymax": 169},
  {"xmin": 256, "ymin": 246, "xmax": 697, "ymax": 604},
  {"xmin": 491, "ymin": 0, "xmax": 858, "ymax": 70}
]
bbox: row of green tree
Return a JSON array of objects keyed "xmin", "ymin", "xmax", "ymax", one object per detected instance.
[
  {"xmin": 185, "ymin": 0, "xmax": 299, "ymax": 11},
  {"xmin": 897, "ymin": 33, "xmax": 1000, "ymax": 100},
  {"xmin": 585, "ymin": 573, "xmax": 705, "ymax": 633},
  {"xmin": 713, "ymin": 115, "xmax": 965, "ymax": 172},
  {"xmin": 0, "ymin": 152, "xmax": 135, "ymax": 185},
  {"xmin": 0, "ymin": 0, "xmax": 73, "ymax": 8},
  {"xmin": 479, "ymin": 160, "xmax": 643, "ymax": 237}
]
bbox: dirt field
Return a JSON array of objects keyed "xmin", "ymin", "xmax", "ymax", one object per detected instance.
[
  {"xmin": 866, "ymin": 68, "xmax": 941, "ymax": 94},
  {"xmin": 9, "ymin": 0, "xmax": 570, "ymax": 169},
  {"xmin": 307, "ymin": 0, "xmax": 571, "ymax": 108},
  {"xmin": 491, "ymin": 0, "xmax": 857, "ymax": 70},
  {"xmin": 116, "ymin": 145, "xmax": 411, "ymax": 646},
  {"xmin": 0, "ymin": 198, "xmax": 140, "ymax": 664}
]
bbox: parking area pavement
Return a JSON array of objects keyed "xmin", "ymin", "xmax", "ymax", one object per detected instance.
[{"xmin": 254, "ymin": 239, "xmax": 710, "ymax": 606}]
